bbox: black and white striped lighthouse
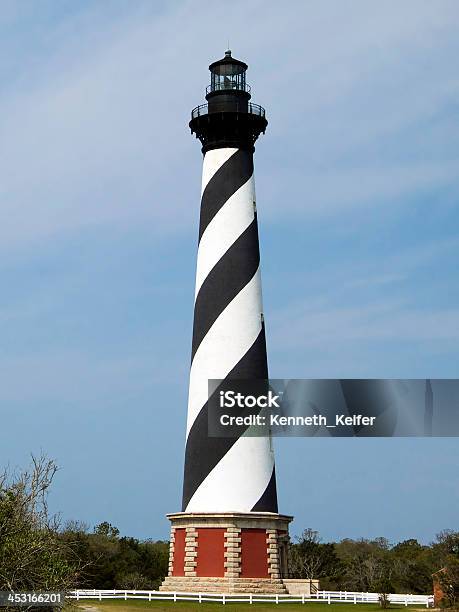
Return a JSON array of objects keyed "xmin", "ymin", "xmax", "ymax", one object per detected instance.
[{"xmin": 161, "ymin": 52, "xmax": 292, "ymax": 594}]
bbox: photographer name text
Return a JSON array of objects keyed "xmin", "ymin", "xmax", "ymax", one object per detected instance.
[{"xmin": 219, "ymin": 413, "xmax": 376, "ymax": 427}]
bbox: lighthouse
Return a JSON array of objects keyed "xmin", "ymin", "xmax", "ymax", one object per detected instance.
[{"xmin": 161, "ymin": 51, "xmax": 292, "ymax": 594}]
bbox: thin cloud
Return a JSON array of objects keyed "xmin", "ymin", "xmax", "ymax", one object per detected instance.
[{"xmin": 0, "ymin": 1, "xmax": 458, "ymax": 248}]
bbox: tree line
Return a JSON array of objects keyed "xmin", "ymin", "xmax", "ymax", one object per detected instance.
[
  {"xmin": 289, "ymin": 527, "xmax": 458, "ymax": 603},
  {"xmin": 1, "ymin": 456, "xmax": 458, "ymax": 607},
  {"xmin": 60, "ymin": 520, "xmax": 168, "ymax": 589}
]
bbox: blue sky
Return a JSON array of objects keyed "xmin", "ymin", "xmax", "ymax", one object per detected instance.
[{"xmin": 1, "ymin": 0, "xmax": 458, "ymax": 543}]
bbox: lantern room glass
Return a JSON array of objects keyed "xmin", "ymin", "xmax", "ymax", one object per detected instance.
[{"xmin": 210, "ymin": 62, "xmax": 247, "ymax": 92}]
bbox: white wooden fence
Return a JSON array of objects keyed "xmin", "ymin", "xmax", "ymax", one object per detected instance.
[{"xmin": 69, "ymin": 588, "xmax": 434, "ymax": 606}]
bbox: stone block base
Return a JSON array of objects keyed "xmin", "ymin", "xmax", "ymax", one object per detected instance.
[
  {"xmin": 160, "ymin": 576, "xmax": 287, "ymax": 594},
  {"xmin": 161, "ymin": 511, "xmax": 293, "ymax": 594},
  {"xmin": 283, "ymin": 579, "xmax": 320, "ymax": 595}
]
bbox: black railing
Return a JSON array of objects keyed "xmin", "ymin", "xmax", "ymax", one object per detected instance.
[
  {"xmin": 206, "ymin": 82, "xmax": 251, "ymax": 94},
  {"xmin": 191, "ymin": 102, "xmax": 265, "ymax": 120}
]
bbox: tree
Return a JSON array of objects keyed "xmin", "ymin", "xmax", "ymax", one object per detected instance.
[
  {"xmin": 335, "ymin": 538, "xmax": 392, "ymax": 592},
  {"xmin": 433, "ymin": 530, "xmax": 459, "ymax": 561},
  {"xmin": 391, "ymin": 539, "xmax": 433, "ymax": 593},
  {"xmin": 375, "ymin": 576, "xmax": 394, "ymax": 609},
  {"xmin": 289, "ymin": 528, "xmax": 343, "ymax": 585},
  {"xmin": 94, "ymin": 522, "xmax": 120, "ymax": 539},
  {"xmin": 59, "ymin": 524, "xmax": 169, "ymax": 590},
  {"xmin": 0, "ymin": 454, "xmax": 83, "ymax": 596},
  {"xmin": 436, "ymin": 560, "xmax": 459, "ymax": 608},
  {"xmin": 432, "ymin": 531, "xmax": 459, "ymax": 608}
]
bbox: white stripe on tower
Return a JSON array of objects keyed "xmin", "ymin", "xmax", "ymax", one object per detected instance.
[
  {"xmin": 186, "ymin": 272, "xmax": 263, "ymax": 436},
  {"xmin": 182, "ymin": 147, "xmax": 278, "ymax": 513},
  {"xmin": 194, "ymin": 175, "xmax": 256, "ymax": 297}
]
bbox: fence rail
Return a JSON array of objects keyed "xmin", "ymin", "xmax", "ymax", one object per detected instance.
[{"xmin": 69, "ymin": 589, "xmax": 434, "ymax": 607}]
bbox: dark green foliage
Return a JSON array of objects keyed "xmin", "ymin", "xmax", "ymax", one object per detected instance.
[
  {"xmin": 289, "ymin": 528, "xmax": 343, "ymax": 585},
  {"xmin": 432, "ymin": 531, "xmax": 459, "ymax": 608},
  {"xmin": 0, "ymin": 455, "xmax": 81, "ymax": 594},
  {"xmin": 288, "ymin": 529, "xmax": 459, "ymax": 597},
  {"xmin": 0, "ymin": 455, "xmax": 169, "ymax": 596},
  {"xmin": 94, "ymin": 522, "xmax": 120, "ymax": 539},
  {"xmin": 335, "ymin": 538, "xmax": 396, "ymax": 592},
  {"xmin": 59, "ymin": 524, "xmax": 169, "ymax": 589},
  {"xmin": 390, "ymin": 539, "xmax": 433, "ymax": 594}
]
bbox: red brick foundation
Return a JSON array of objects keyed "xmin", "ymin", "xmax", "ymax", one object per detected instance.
[
  {"xmin": 171, "ymin": 528, "xmax": 185, "ymax": 576},
  {"xmin": 241, "ymin": 529, "xmax": 269, "ymax": 578},
  {"xmin": 196, "ymin": 528, "xmax": 225, "ymax": 577}
]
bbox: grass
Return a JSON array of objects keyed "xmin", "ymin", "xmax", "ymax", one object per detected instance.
[{"xmin": 74, "ymin": 599, "xmax": 406, "ymax": 612}]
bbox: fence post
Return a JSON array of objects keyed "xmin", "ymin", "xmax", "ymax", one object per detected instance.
[
  {"xmin": 328, "ymin": 594, "xmax": 331, "ymax": 605},
  {"xmin": 250, "ymin": 594, "xmax": 253, "ymax": 605},
  {"xmin": 148, "ymin": 592, "xmax": 151, "ymax": 602},
  {"xmin": 76, "ymin": 592, "xmax": 79, "ymax": 602},
  {"xmin": 354, "ymin": 594, "xmax": 357, "ymax": 604},
  {"xmin": 276, "ymin": 594, "xmax": 279, "ymax": 604},
  {"xmin": 405, "ymin": 595, "xmax": 408, "ymax": 607},
  {"xmin": 173, "ymin": 593, "xmax": 177, "ymax": 602},
  {"xmin": 199, "ymin": 593, "xmax": 202, "ymax": 603},
  {"xmin": 222, "ymin": 593, "xmax": 226, "ymax": 605},
  {"xmin": 302, "ymin": 594, "xmax": 305, "ymax": 604}
]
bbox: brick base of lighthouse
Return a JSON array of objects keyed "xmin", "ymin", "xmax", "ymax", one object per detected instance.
[{"xmin": 160, "ymin": 512, "xmax": 293, "ymax": 594}]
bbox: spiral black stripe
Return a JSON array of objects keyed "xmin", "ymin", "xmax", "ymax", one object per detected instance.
[
  {"xmin": 252, "ymin": 466, "xmax": 278, "ymax": 513},
  {"xmin": 182, "ymin": 325, "xmax": 269, "ymax": 512},
  {"xmin": 191, "ymin": 218, "xmax": 260, "ymax": 362},
  {"xmin": 199, "ymin": 150, "xmax": 253, "ymax": 241}
]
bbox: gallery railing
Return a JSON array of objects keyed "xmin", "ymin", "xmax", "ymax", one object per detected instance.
[{"xmin": 191, "ymin": 102, "xmax": 266, "ymax": 120}]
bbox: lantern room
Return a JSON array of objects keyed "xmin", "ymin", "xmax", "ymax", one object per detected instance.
[{"xmin": 208, "ymin": 50, "xmax": 249, "ymax": 94}]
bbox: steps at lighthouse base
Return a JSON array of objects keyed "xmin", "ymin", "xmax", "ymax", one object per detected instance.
[
  {"xmin": 160, "ymin": 576, "xmax": 287, "ymax": 594},
  {"xmin": 283, "ymin": 578, "xmax": 320, "ymax": 595}
]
